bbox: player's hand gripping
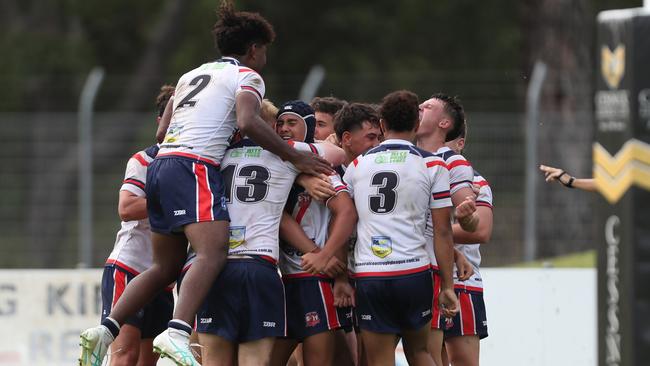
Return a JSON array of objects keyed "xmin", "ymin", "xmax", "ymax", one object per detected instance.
[
  {"xmin": 290, "ymin": 150, "xmax": 333, "ymax": 176},
  {"xmin": 439, "ymin": 288, "xmax": 460, "ymax": 318},
  {"xmin": 297, "ymin": 174, "xmax": 336, "ymax": 201},
  {"xmin": 323, "ymin": 256, "xmax": 346, "ymax": 278},
  {"xmin": 301, "ymin": 249, "xmax": 345, "ymax": 276},
  {"xmin": 455, "ymin": 196, "xmax": 476, "ymax": 221},
  {"xmin": 333, "ymin": 278, "xmax": 356, "ymax": 307},
  {"xmin": 454, "ymin": 249, "xmax": 474, "ymax": 281}
]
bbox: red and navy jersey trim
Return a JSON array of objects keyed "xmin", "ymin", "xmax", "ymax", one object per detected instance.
[
  {"xmin": 123, "ymin": 178, "xmax": 145, "ymax": 190},
  {"xmin": 432, "ymin": 190, "xmax": 451, "ymax": 200}
]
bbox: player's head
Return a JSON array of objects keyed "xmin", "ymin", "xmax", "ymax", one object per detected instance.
[
  {"xmin": 261, "ymin": 99, "xmax": 278, "ymax": 128},
  {"xmin": 417, "ymin": 93, "xmax": 466, "ymax": 141},
  {"xmin": 444, "ymin": 124, "xmax": 467, "ymax": 154},
  {"xmin": 155, "ymin": 84, "xmax": 175, "ymax": 123},
  {"xmin": 212, "ymin": 0, "xmax": 275, "ymax": 71},
  {"xmin": 379, "ymin": 90, "xmax": 420, "ymax": 135},
  {"xmin": 276, "ymin": 100, "xmax": 316, "ymax": 143},
  {"xmin": 334, "ymin": 103, "xmax": 381, "ymax": 158},
  {"xmin": 310, "ymin": 96, "xmax": 347, "ymax": 141}
]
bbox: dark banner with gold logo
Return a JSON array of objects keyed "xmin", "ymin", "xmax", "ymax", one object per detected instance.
[{"xmin": 596, "ymin": 8, "xmax": 650, "ymax": 366}]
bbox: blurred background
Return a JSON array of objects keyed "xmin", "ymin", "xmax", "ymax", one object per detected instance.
[{"xmin": 0, "ymin": 0, "xmax": 641, "ymax": 268}]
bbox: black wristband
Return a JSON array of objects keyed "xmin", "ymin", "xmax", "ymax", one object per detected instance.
[{"xmin": 566, "ymin": 176, "xmax": 575, "ymax": 188}]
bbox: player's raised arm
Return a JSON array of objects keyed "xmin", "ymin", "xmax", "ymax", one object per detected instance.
[{"xmin": 236, "ymin": 92, "xmax": 333, "ymax": 176}]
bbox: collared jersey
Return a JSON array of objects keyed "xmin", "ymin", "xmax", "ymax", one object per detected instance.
[
  {"xmin": 425, "ymin": 147, "xmax": 474, "ymax": 269},
  {"xmin": 106, "ymin": 145, "xmax": 159, "ymax": 274},
  {"xmin": 454, "ymin": 171, "xmax": 493, "ymax": 290},
  {"xmin": 159, "ymin": 58, "xmax": 265, "ymax": 165},
  {"xmin": 222, "ymin": 139, "xmax": 323, "ymax": 262},
  {"xmin": 343, "ymin": 139, "xmax": 452, "ymax": 277},
  {"xmin": 279, "ymin": 173, "xmax": 349, "ymax": 277}
]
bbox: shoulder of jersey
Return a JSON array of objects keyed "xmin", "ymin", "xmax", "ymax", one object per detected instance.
[{"xmin": 131, "ymin": 145, "xmax": 159, "ymax": 166}]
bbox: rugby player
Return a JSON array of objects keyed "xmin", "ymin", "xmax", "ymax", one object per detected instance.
[
  {"xmin": 270, "ymin": 101, "xmax": 357, "ymax": 366},
  {"xmin": 195, "ymin": 101, "xmax": 345, "ymax": 366},
  {"xmin": 311, "ymin": 97, "xmax": 347, "ymax": 141},
  {"xmin": 79, "ymin": 2, "xmax": 331, "ymax": 365},
  {"xmin": 441, "ymin": 130, "xmax": 493, "ymax": 366},
  {"xmin": 343, "ymin": 90, "xmax": 459, "ymax": 366}
]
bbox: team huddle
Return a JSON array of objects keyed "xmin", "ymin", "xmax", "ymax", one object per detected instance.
[{"xmin": 79, "ymin": 2, "xmax": 493, "ymax": 366}]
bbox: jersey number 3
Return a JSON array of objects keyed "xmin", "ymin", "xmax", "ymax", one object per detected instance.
[
  {"xmin": 222, "ymin": 164, "xmax": 270, "ymax": 203},
  {"xmin": 369, "ymin": 171, "xmax": 398, "ymax": 214}
]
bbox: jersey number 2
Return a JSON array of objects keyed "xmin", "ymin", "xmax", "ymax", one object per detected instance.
[
  {"xmin": 369, "ymin": 171, "xmax": 398, "ymax": 214},
  {"xmin": 177, "ymin": 75, "xmax": 211, "ymax": 109},
  {"xmin": 222, "ymin": 164, "xmax": 270, "ymax": 203}
]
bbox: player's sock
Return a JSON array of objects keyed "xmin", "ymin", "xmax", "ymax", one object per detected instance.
[
  {"xmin": 168, "ymin": 319, "xmax": 193, "ymax": 335},
  {"xmin": 101, "ymin": 317, "xmax": 120, "ymax": 339}
]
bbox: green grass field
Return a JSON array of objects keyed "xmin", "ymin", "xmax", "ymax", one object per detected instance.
[{"xmin": 516, "ymin": 250, "xmax": 596, "ymax": 268}]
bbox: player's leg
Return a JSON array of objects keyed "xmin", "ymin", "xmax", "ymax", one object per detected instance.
[
  {"xmin": 109, "ymin": 324, "xmax": 141, "ymax": 366},
  {"xmin": 173, "ymin": 220, "xmax": 229, "ymax": 323},
  {"xmin": 198, "ymin": 333, "xmax": 237, "ymax": 366},
  {"xmin": 135, "ymin": 339, "xmax": 156, "ymax": 366},
  {"xmin": 239, "ymin": 337, "xmax": 276, "ymax": 366},
  {"xmin": 302, "ymin": 331, "xmax": 336, "ymax": 366},
  {"xmin": 334, "ymin": 329, "xmax": 357, "ymax": 366},
  {"xmin": 402, "ymin": 323, "xmax": 436, "ymax": 366},
  {"xmin": 270, "ymin": 338, "xmax": 298, "ymax": 366},
  {"xmin": 359, "ymin": 330, "xmax": 398, "ymax": 366},
  {"xmin": 108, "ymin": 233, "xmax": 186, "ymax": 323},
  {"xmin": 428, "ymin": 329, "xmax": 445, "ymax": 366},
  {"xmin": 445, "ymin": 335, "xmax": 479, "ymax": 366}
]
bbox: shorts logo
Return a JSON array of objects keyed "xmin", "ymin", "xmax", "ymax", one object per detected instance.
[
  {"xmin": 371, "ymin": 236, "xmax": 392, "ymax": 258},
  {"xmin": 229, "ymin": 226, "xmax": 246, "ymax": 249},
  {"xmin": 200, "ymin": 318, "xmax": 212, "ymax": 324},
  {"xmin": 305, "ymin": 311, "xmax": 321, "ymax": 327},
  {"xmin": 361, "ymin": 314, "xmax": 372, "ymax": 321},
  {"xmin": 444, "ymin": 317, "xmax": 454, "ymax": 330},
  {"xmin": 263, "ymin": 321, "xmax": 276, "ymax": 328},
  {"xmin": 174, "ymin": 209, "xmax": 186, "ymax": 216},
  {"xmin": 220, "ymin": 196, "xmax": 227, "ymax": 209},
  {"xmin": 421, "ymin": 309, "xmax": 431, "ymax": 317}
]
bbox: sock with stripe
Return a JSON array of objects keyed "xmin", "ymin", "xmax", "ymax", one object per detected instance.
[
  {"xmin": 168, "ymin": 319, "xmax": 192, "ymax": 335},
  {"xmin": 101, "ymin": 317, "xmax": 120, "ymax": 339}
]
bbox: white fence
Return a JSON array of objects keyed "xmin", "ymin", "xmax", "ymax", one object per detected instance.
[{"xmin": 0, "ymin": 268, "xmax": 596, "ymax": 366}]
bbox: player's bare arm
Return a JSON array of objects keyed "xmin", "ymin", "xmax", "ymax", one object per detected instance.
[
  {"xmin": 333, "ymin": 276, "xmax": 356, "ymax": 308},
  {"xmin": 301, "ymin": 192, "xmax": 357, "ymax": 274},
  {"xmin": 454, "ymin": 248, "xmax": 474, "ymax": 281},
  {"xmin": 452, "ymin": 205, "xmax": 493, "ymax": 244},
  {"xmin": 236, "ymin": 92, "xmax": 333, "ymax": 176},
  {"xmin": 431, "ymin": 207, "xmax": 460, "ymax": 318},
  {"xmin": 279, "ymin": 211, "xmax": 319, "ymax": 254},
  {"xmin": 117, "ymin": 190, "xmax": 148, "ymax": 222}
]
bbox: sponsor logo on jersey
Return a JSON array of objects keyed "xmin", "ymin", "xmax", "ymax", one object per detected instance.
[
  {"xmin": 229, "ymin": 226, "xmax": 246, "ymax": 249},
  {"xmin": 421, "ymin": 309, "xmax": 431, "ymax": 317},
  {"xmin": 371, "ymin": 236, "xmax": 393, "ymax": 258},
  {"xmin": 174, "ymin": 209, "xmax": 186, "ymax": 216},
  {"xmin": 200, "ymin": 318, "xmax": 212, "ymax": 324},
  {"xmin": 230, "ymin": 147, "xmax": 262, "ymax": 158},
  {"xmin": 374, "ymin": 151, "xmax": 407, "ymax": 164},
  {"xmin": 263, "ymin": 321, "xmax": 276, "ymax": 328},
  {"xmin": 305, "ymin": 311, "xmax": 321, "ymax": 327}
]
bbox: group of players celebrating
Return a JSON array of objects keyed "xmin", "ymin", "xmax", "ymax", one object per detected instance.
[{"xmin": 79, "ymin": 2, "xmax": 493, "ymax": 366}]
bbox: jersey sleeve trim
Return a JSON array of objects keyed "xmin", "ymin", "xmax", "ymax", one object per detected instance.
[
  {"xmin": 132, "ymin": 153, "xmax": 150, "ymax": 167},
  {"xmin": 240, "ymin": 86, "xmax": 263, "ymax": 103},
  {"xmin": 123, "ymin": 178, "xmax": 145, "ymax": 190},
  {"xmin": 448, "ymin": 160, "xmax": 471, "ymax": 169},
  {"xmin": 450, "ymin": 179, "xmax": 473, "ymax": 188},
  {"xmin": 120, "ymin": 183, "xmax": 145, "ymax": 197},
  {"xmin": 476, "ymin": 200, "xmax": 493, "ymax": 209},
  {"xmin": 432, "ymin": 190, "xmax": 451, "ymax": 200},
  {"xmin": 474, "ymin": 180, "xmax": 489, "ymax": 187},
  {"xmin": 426, "ymin": 160, "xmax": 448, "ymax": 169}
]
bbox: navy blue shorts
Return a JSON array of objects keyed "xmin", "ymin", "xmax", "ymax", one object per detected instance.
[
  {"xmin": 101, "ymin": 265, "xmax": 173, "ymax": 339},
  {"xmin": 196, "ymin": 258, "xmax": 286, "ymax": 343},
  {"xmin": 283, "ymin": 277, "xmax": 350, "ymax": 340},
  {"xmin": 442, "ymin": 288, "xmax": 488, "ymax": 339},
  {"xmin": 355, "ymin": 270, "xmax": 433, "ymax": 334},
  {"xmin": 146, "ymin": 155, "xmax": 229, "ymax": 235}
]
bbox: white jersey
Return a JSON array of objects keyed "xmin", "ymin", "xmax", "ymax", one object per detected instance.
[
  {"xmin": 425, "ymin": 147, "xmax": 474, "ymax": 269},
  {"xmin": 159, "ymin": 57, "xmax": 265, "ymax": 165},
  {"xmin": 106, "ymin": 145, "xmax": 159, "ymax": 274},
  {"xmin": 279, "ymin": 173, "xmax": 349, "ymax": 277},
  {"xmin": 454, "ymin": 171, "xmax": 493, "ymax": 290},
  {"xmin": 343, "ymin": 139, "xmax": 452, "ymax": 277},
  {"xmin": 222, "ymin": 139, "xmax": 324, "ymax": 262},
  {"xmin": 338, "ymin": 165, "xmax": 358, "ymax": 274}
]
